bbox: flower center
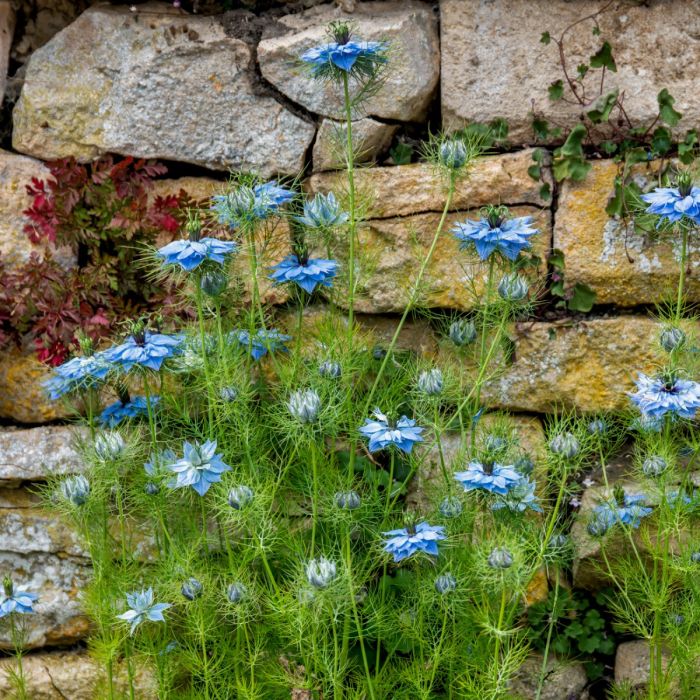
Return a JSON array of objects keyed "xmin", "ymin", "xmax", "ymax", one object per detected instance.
[
  {"xmin": 482, "ymin": 461, "xmax": 494, "ymax": 476},
  {"xmin": 330, "ymin": 21, "xmax": 351, "ymax": 45},
  {"xmin": 677, "ymin": 172, "xmax": 693, "ymax": 198}
]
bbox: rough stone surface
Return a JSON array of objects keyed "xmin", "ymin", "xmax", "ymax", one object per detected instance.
[
  {"xmin": 313, "ymin": 117, "xmax": 398, "ymax": 171},
  {"xmin": 441, "ymin": 0, "xmax": 700, "ymax": 144},
  {"xmin": 329, "ymin": 206, "xmax": 549, "ymax": 313},
  {"xmin": 0, "ymin": 348, "xmax": 71, "ymax": 424},
  {"xmin": 307, "ymin": 149, "xmax": 552, "ymax": 218},
  {"xmin": 0, "ymin": 1, "xmax": 13, "ymax": 103},
  {"xmin": 555, "ymin": 158, "xmax": 700, "ymax": 306},
  {"xmin": 12, "ymin": 3, "xmax": 315, "ymax": 177},
  {"xmin": 258, "ymin": 1, "xmax": 439, "ymax": 122},
  {"xmin": 614, "ymin": 640, "xmax": 671, "ymax": 693},
  {"xmin": 0, "ymin": 650, "xmax": 157, "ymax": 699},
  {"xmin": 0, "ymin": 489, "xmax": 89, "ymax": 649},
  {"xmin": 483, "ymin": 317, "xmax": 665, "ymax": 413},
  {"xmin": 509, "ymin": 653, "xmax": 588, "ymax": 700},
  {"xmin": 0, "ymin": 425, "xmax": 85, "ymax": 485}
]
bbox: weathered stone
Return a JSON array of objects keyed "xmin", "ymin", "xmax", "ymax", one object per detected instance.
[
  {"xmin": 483, "ymin": 317, "xmax": 664, "ymax": 414},
  {"xmin": 555, "ymin": 158, "xmax": 700, "ymax": 306},
  {"xmin": 0, "ymin": 348, "xmax": 71, "ymax": 424},
  {"xmin": 0, "ymin": 425, "xmax": 85, "ymax": 486},
  {"xmin": 509, "ymin": 653, "xmax": 588, "ymax": 700},
  {"xmin": 13, "ymin": 3, "xmax": 315, "ymax": 177},
  {"xmin": 307, "ymin": 149, "xmax": 552, "ymax": 218},
  {"xmin": 0, "ymin": 1, "xmax": 14, "ymax": 104},
  {"xmin": 614, "ymin": 640, "xmax": 671, "ymax": 694},
  {"xmin": 258, "ymin": 1, "xmax": 439, "ymax": 122},
  {"xmin": 313, "ymin": 117, "xmax": 398, "ymax": 171},
  {"xmin": 328, "ymin": 206, "xmax": 549, "ymax": 313},
  {"xmin": 441, "ymin": 0, "xmax": 700, "ymax": 144},
  {"xmin": 0, "ymin": 650, "xmax": 157, "ymax": 699}
]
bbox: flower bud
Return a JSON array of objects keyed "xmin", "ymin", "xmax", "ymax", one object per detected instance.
[
  {"xmin": 287, "ymin": 389, "xmax": 321, "ymax": 423},
  {"xmin": 485, "ymin": 434, "xmax": 508, "ymax": 454},
  {"xmin": 487, "ymin": 547, "xmax": 513, "ymax": 569},
  {"xmin": 94, "ymin": 432, "xmax": 125, "ymax": 461},
  {"xmin": 549, "ymin": 432, "xmax": 579, "ymax": 458},
  {"xmin": 219, "ymin": 386, "xmax": 238, "ymax": 402},
  {"xmin": 305, "ymin": 557, "xmax": 337, "ymax": 588},
  {"xmin": 587, "ymin": 513, "xmax": 610, "ymax": 537},
  {"xmin": 60, "ymin": 475, "xmax": 90, "ymax": 506},
  {"xmin": 200, "ymin": 269, "xmax": 228, "ymax": 297},
  {"xmin": 660, "ymin": 327, "xmax": 686, "ymax": 353},
  {"xmin": 335, "ymin": 490, "xmax": 361, "ymax": 510},
  {"xmin": 372, "ymin": 346, "xmax": 387, "ymax": 360},
  {"xmin": 548, "ymin": 534, "xmax": 570, "ymax": 550},
  {"xmin": 448, "ymin": 319, "xmax": 477, "ymax": 346},
  {"xmin": 691, "ymin": 551, "xmax": 700, "ymax": 564},
  {"xmin": 642, "ymin": 455, "xmax": 667, "ymax": 478},
  {"xmin": 514, "ymin": 455, "xmax": 534, "ymax": 475},
  {"xmin": 181, "ymin": 578, "xmax": 203, "ymax": 601},
  {"xmin": 587, "ymin": 419, "xmax": 607, "ymax": 435},
  {"xmin": 439, "ymin": 496, "xmax": 463, "ymax": 518},
  {"xmin": 319, "ymin": 360, "xmax": 342, "ymax": 379},
  {"xmin": 227, "ymin": 582, "xmax": 247, "ymax": 604},
  {"xmin": 434, "ymin": 572, "xmax": 457, "ymax": 594},
  {"xmin": 144, "ymin": 482, "xmax": 160, "ymax": 496},
  {"xmin": 228, "ymin": 485, "xmax": 254, "ymax": 510},
  {"xmin": 417, "ymin": 368, "xmax": 443, "ymax": 396},
  {"xmin": 439, "ymin": 140, "xmax": 468, "ymax": 170},
  {"xmin": 497, "ymin": 273, "xmax": 529, "ymax": 302}
]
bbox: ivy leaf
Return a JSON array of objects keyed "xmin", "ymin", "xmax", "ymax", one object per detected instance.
[
  {"xmin": 568, "ymin": 283, "xmax": 596, "ymax": 312},
  {"xmin": 651, "ymin": 126, "xmax": 672, "ymax": 155},
  {"xmin": 548, "ymin": 80, "xmax": 564, "ymax": 101},
  {"xmin": 553, "ymin": 124, "xmax": 591, "ymax": 182},
  {"xmin": 605, "ymin": 176, "xmax": 624, "ymax": 217},
  {"xmin": 389, "ymin": 142, "xmax": 413, "ymax": 165},
  {"xmin": 528, "ymin": 164, "xmax": 541, "ymax": 180},
  {"xmin": 586, "ymin": 90, "xmax": 619, "ymax": 124},
  {"xmin": 679, "ymin": 129, "xmax": 698, "ymax": 164},
  {"xmin": 589, "ymin": 41, "xmax": 617, "ymax": 72},
  {"xmin": 539, "ymin": 183, "xmax": 551, "ymax": 201},
  {"xmin": 658, "ymin": 88, "xmax": 682, "ymax": 126},
  {"xmin": 540, "ymin": 31, "xmax": 551, "ymax": 45},
  {"xmin": 532, "ymin": 117, "xmax": 550, "ymax": 141}
]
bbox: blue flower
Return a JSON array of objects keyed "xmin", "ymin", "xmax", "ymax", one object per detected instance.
[
  {"xmin": 667, "ymin": 489, "xmax": 693, "ymax": 509},
  {"xmin": 301, "ymin": 40, "xmax": 387, "ymax": 75},
  {"xmin": 454, "ymin": 460, "xmax": 521, "ymax": 496},
  {"xmin": 592, "ymin": 493, "xmax": 652, "ymax": 531},
  {"xmin": 360, "ymin": 409, "xmax": 424, "ymax": 453},
  {"xmin": 0, "ymin": 579, "xmax": 38, "ymax": 617},
  {"xmin": 641, "ymin": 184, "xmax": 700, "ymax": 225},
  {"xmin": 212, "ymin": 181, "xmax": 294, "ymax": 229},
  {"xmin": 169, "ymin": 440, "xmax": 232, "ymax": 496},
  {"xmin": 232, "ymin": 329, "xmax": 291, "ymax": 361},
  {"xmin": 629, "ymin": 372, "xmax": 700, "ymax": 419},
  {"xmin": 99, "ymin": 396, "xmax": 159, "ymax": 428},
  {"xmin": 116, "ymin": 588, "xmax": 171, "ymax": 635},
  {"xmin": 295, "ymin": 192, "xmax": 349, "ymax": 229},
  {"xmin": 268, "ymin": 255, "xmax": 338, "ymax": 294},
  {"xmin": 156, "ymin": 237, "xmax": 237, "ymax": 271},
  {"xmin": 383, "ymin": 522, "xmax": 446, "ymax": 562},
  {"xmin": 452, "ymin": 212, "xmax": 538, "ymax": 261},
  {"xmin": 103, "ymin": 331, "xmax": 182, "ymax": 372},
  {"xmin": 44, "ymin": 354, "xmax": 110, "ymax": 400},
  {"xmin": 491, "ymin": 476, "xmax": 542, "ymax": 513}
]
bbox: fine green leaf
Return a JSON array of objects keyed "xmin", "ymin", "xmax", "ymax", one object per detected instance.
[
  {"xmin": 657, "ymin": 88, "xmax": 682, "ymax": 127},
  {"xmin": 589, "ymin": 41, "xmax": 617, "ymax": 72}
]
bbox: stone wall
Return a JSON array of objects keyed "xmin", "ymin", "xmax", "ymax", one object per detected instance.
[{"xmin": 1, "ymin": 0, "xmax": 698, "ymax": 694}]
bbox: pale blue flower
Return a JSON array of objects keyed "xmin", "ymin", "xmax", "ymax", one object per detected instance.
[
  {"xmin": 44, "ymin": 353, "xmax": 110, "ymax": 400},
  {"xmin": 156, "ymin": 237, "xmax": 237, "ymax": 271},
  {"xmin": 301, "ymin": 39, "xmax": 387, "ymax": 75},
  {"xmin": 212, "ymin": 181, "xmax": 293, "ymax": 229},
  {"xmin": 232, "ymin": 329, "xmax": 291, "ymax": 361},
  {"xmin": 360, "ymin": 409, "xmax": 424, "ymax": 453},
  {"xmin": 629, "ymin": 372, "xmax": 700, "ymax": 419},
  {"xmin": 99, "ymin": 396, "xmax": 159, "ymax": 428},
  {"xmin": 641, "ymin": 183, "xmax": 700, "ymax": 225},
  {"xmin": 591, "ymin": 493, "xmax": 652, "ymax": 532},
  {"xmin": 295, "ymin": 192, "xmax": 349, "ymax": 229},
  {"xmin": 383, "ymin": 522, "xmax": 446, "ymax": 562},
  {"xmin": 116, "ymin": 588, "xmax": 171, "ymax": 635},
  {"xmin": 452, "ymin": 212, "xmax": 538, "ymax": 261},
  {"xmin": 169, "ymin": 440, "xmax": 231, "ymax": 496},
  {"xmin": 0, "ymin": 579, "xmax": 38, "ymax": 617},
  {"xmin": 269, "ymin": 255, "xmax": 338, "ymax": 294},
  {"xmin": 103, "ymin": 331, "xmax": 182, "ymax": 372},
  {"xmin": 454, "ymin": 460, "xmax": 521, "ymax": 496}
]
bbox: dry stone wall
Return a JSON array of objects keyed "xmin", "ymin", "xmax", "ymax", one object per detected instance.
[{"xmin": 1, "ymin": 0, "xmax": 699, "ymax": 692}]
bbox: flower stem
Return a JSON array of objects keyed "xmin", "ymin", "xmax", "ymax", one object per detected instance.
[
  {"xmin": 342, "ymin": 71, "xmax": 357, "ymax": 349},
  {"xmin": 676, "ymin": 223, "xmax": 688, "ymax": 321}
]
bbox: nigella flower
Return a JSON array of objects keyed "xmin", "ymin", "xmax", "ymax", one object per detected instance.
[
  {"xmin": 94, "ymin": 432, "xmax": 126, "ymax": 461},
  {"xmin": 144, "ymin": 448, "xmax": 177, "ymax": 478},
  {"xmin": 588, "ymin": 418, "xmax": 607, "ymax": 435},
  {"xmin": 269, "ymin": 255, "xmax": 338, "ymax": 294},
  {"xmin": 227, "ymin": 582, "xmax": 247, "ymax": 604},
  {"xmin": 44, "ymin": 353, "xmax": 110, "ymax": 400},
  {"xmin": 181, "ymin": 578, "xmax": 203, "ymax": 601},
  {"xmin": 439, "ymin": 495, "xmax": 463, "ymax": 518},
  {"xmin": 99, "ymin": 396, "xmax": 158, "ymax": 428},
  {"xmin": 383, "ymin": 522, "xmax": 446, "ymax": 562},
  {"xmin": 438, "ymin": 140, "xmax": 468, "ymax": 170},
  {"xmin": 487, "ymin": 547, "xmax": 513, "ymax": 569},
  {"xmin": 417, "ymin": 368, "xmax": 443, "ymax": 396},
  {"xmin": 497, "ymin": 273, "xmax": 529, "ymax": 302},
  {"xmin": 0, "ymin": 578, "xmax": 38, "ymax": 617},
  {"xmin": 335, "ymin": 490, "xmax": 361, "ymax": 510},
  {"xmin": 629, "ymin": 372, "xmax": 700, "ymax": 419},
  {"xmin": 103, "ymin": 330, "xmax": 182, "ymax": 372},
  {"xmin": 640, "ymin": 174, "xmax": 700, "ymax": 225},
  {"xmin": 287, "ymin": 389, "xmax": 321, "ymax": 423},
  {"xmin": 156, "ymin": 236, "xmax": 237, "ymax": 271},
  {"xmin": 454, "ymin": 460, "xmax": 521, "ymax": 496},
  {"xmin": 452, "ymin": 206, "xmax": 538, "ymax": 261},
  {"xmin": 642, "ymin": 455, "xmax": 668, "ymax": 478},
  {"xmin": 359, "ymin": 409, "xmax": 424, "ymax": 453},
  {"xmin": 591, "ymin": 493, "xmax": 652, "ymax": 532},
  {"xmin": 116, "ymin": 588, "xmax": 171, "ymax": 635},
  {"xmin": 60, "ymin": 475, "xmax": 90, "ymax": 506},
  {"xmin": 232, "ymin": 329, "xmax": 291, "ymax": 361},
  {"xmin": 660, "ymin": 327, "xmax": 686, "ymax": 353},
  {"xmin": 319, "ymin": 360, "xmax": 342, "ymax": 379},
  {"xmin": 169, "ymin": 440, "xmax": 232, "ymax": 496},
  {"xmin": 295, "ymin": 192, "xmax": 349, "ymax": 229},
  {"xmin": 306, "ymin": 557, "xmax": 337, "ymax": 588},
  {"xmin": 448, "ymin": 319, "xmax": 476, "ymax": 346},
  {"xmin": 667, "ymin": 489, "xmax": 693, "ymax": 508},
  {"xmin": 549, "ymin": 432, "xmax": 580, "ymax": 458},
  {"xmin": 491, "ymin": 476, "xmax": 542, "ymax": 513},
  {"xmin": 211, "ymin": 181, "xmax": 294, "ymax": 229},
  {"xmin": 434, "ymin": 573, "xmax": 457, "ymax": 594},
  {"xmin": 228, "ymin": 485, "xmax": 254, "ymax": 510}
]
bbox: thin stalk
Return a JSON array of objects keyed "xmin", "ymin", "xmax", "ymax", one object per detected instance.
[
  {"xmin": 342, "ymin": 72, "xmax": 357, "ymax": 348},
  {"xmin": 535, "ymin": 569, "xmax": 560, "ymax": 700},
  {"xmin": 194, "ymin": 283, "xmax": 215, "ymax": 436},
  {"xmin": 676, "ymin": 224, "xmax": 688, "ymax": 321},
  {"xmin": 492, "ymin": 581, "xmax": 508, "ymax": 668},
  {"xmin": 311, "ymin": 441, "xmax": 319, "ymax": 554}
]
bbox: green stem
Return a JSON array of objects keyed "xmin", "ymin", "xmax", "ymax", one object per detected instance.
[
  {"xmin": 194, "ymin": 282, "xmax": 215, "ymax": 436},
  {"xmin": 676, "ymin": 224, "xmax": 688, "ymax": 321},
  {"xmin": 493, "ymin": 582, "xmax": 508, "ymax": 670},
  {"xmin": 342, "ymin": 71, "xmax": 357, "ymax": 348},
  {"xmin": 311, "ymin": 442, "xmax": 319, "ymax": 554},
  {"xmin": 535, "ymin": 569, "xmax": 560, "ymax": 700}
]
